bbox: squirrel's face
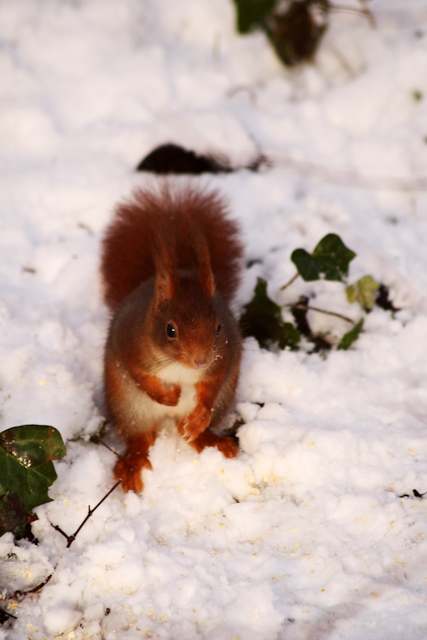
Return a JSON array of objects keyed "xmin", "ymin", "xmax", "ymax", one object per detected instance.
[{"xmin": 151, "ymin": 279, "xmax": 223, "ymax": 371}]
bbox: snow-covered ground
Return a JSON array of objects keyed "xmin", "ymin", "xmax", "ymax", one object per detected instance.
[{"xmin": 2, "ymin": 1, "xmax": 427, "ymax": 638}]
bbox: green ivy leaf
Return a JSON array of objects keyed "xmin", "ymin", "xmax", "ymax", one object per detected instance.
[
  {"xmin": 0, "ymin": 425, "xmax": 66, "ymax": 536},
  {"xmin": 232, "ymin": 0, "xmax": 277, "ymax": 34},
  {"xmin": 240, "ymin": 277, "xmax": 300, "ymax": 350},
  {"xmin": 291, "ymin": 233, "xmax": 356, "ymax": 282},
  {"xmin": 346, "ymin": 275, "xmax": 379, "ymax": 311},
  {"xmin": 290, "ymin": 248, "xmax": 321, "ymax": 282},
  {"xmin": 337, "ymin": 318, "xmax": 364, "ymax": 351},
  {"xmin": 0, "ymin": 493, "xmax": 28, "ymax": 536}
]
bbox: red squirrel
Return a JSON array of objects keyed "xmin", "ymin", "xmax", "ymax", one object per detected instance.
[{"xmin": 101, "ymin": 185, "xmax": 244, "ymax": 492}]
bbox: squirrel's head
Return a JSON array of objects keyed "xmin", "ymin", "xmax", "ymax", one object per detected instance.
[{"xmin": 150, "ymin": 272, "xmax": 223, "ymax": 371}]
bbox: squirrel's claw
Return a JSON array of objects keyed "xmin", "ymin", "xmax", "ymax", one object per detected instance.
[{"xmin": 180, "ymin": 403, "xmax": 212, "ymax": 441}]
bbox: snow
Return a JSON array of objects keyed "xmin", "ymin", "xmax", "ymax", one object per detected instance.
[{"xmin": 2, "ymin": 0, "xmax": 427, "ymax": 638}]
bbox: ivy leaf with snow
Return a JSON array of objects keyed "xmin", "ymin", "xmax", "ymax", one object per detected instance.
[
  {"xmin": 0, "ymin": 425, "xmax": 66, "ymax": 536},
  {"xmin": 291, "ymin": 233, "xmax": 356, "ymax": 282},
  {"xmin": 240, "ymin": 277, "xmax": 300, "ymax": 350}
]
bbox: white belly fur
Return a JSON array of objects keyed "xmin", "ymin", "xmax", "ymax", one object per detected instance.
[{"xmin": 118, "ymin": 360, "xmax": 202, "ymax": 433}]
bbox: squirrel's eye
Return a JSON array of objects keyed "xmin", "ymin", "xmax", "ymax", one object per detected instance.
[
  {"xmin": 166, "ymin": 323, "xmax": 177, "ymax": 339},
  {"xmin": 216, "ymin": 323, "xmax": 222, "ymax": 336}
]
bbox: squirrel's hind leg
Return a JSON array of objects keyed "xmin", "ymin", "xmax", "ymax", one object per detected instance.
[
  {"xmin": 188, "ymin": 430, "xmax": 239, "ymax": 459},
  {"xmin": 114, "ymin": 431, "xmax": 157, "ymax": 493}
]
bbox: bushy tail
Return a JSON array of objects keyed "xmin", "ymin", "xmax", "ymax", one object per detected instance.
[{"xmin": 101, "ymin": 185, "xmax": 244, "ymax": 310}]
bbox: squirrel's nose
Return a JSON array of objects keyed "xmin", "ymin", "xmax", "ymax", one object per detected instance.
[{"xmin": 194, "ymin": 357, "xmax": 211, "ymax": 369}]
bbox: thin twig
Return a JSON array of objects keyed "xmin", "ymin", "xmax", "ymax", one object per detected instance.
[
  {"xmin": 0, "ymin": 608, "xmax": 17, "ymax": 620},
  {"xmin": 280, "ymin": 272, "xmax": 299, "ymax": 291},
  {"xmin": 98, "ymin": 439, "xmax": 120, "ymax": 457},
  {"xmin": 51, "ymin": 480, "xmax": 122, "ymax": 548},
  {"xmin": 330, "ymin": 2, "xmax": 376, "ymax": 28},
  {"xmin": 3, "ymin": 481, "xmax": 122, "ymax": 604},
  {"xmin": 358, "ymin": 0, "xmax": 376, "ymax": 28},
  {"xmin": 3, "ymin": 572, "xmax": 53, "ymax": 601},
  {"xmin": 284, "ymin": 302, "xmax": 355, "ymax": 324},
  {"xmin": 51, "ymin": 524, "xmax": 70, "ymax": 542}
]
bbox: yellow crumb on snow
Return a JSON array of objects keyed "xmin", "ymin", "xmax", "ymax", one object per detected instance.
[{"xmin": 20, "ymin": 567, "xmax": 33, "ymax": 579}]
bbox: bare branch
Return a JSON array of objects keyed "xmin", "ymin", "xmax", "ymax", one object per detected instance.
[
  {"xmin": 284, "ymin": 302, "xmax": 355, "ymax": 325},
  {"xmin": 280, "ymin": 272, "xmax": 299, "ymax": 291},
  {"xmin": 51, "ymin": 480, "xmax": 122, "ymax": 548}
]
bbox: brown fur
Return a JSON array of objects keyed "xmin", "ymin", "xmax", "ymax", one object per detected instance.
[{"xmin": 101, "ymin": 185, "xmax": 243, "ymax": 311}]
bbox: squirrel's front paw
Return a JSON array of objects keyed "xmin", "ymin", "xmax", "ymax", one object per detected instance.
[
  {"xmin": 143, "ymin": 377, "xmax": 181, "ymax": 406},
  {"xmin": 181, "ymin": 403, "xmax": 212, "ymax": 442},
  {"xmin": 159, "ymin": 382, "xmax": 181, "ymax": 406}
]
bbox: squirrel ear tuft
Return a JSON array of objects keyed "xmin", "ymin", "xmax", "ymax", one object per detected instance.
[
  {"xmin": 189, "ymin": 221, "xmax": 215, "ymax": 298},
  {"xmin": 155, "ymin": 270, "xmax": 177, "ymax": 306},
  {"xmin": 198, "ymin": 253, "xmax": 215, "ymax": 297},
  {"xmin": 153, "ymin": 226, "xmax": 178, "ymax": 307}
]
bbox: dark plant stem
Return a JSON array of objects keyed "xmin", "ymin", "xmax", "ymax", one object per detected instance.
[
  {"xmin": 280, "ymin": 272, "xmax": 299, "ymax": 291},
  {"xmin": 330, "ymin": 2, "xmax": 376, "ymax": 27},
  {"xmin": 284, "ymin": 302, "xmax": 355, "ymax": 324},
  {"xmin": 52, "ymin": 480, "xmax": 122, "ymax": 548},
  {"xmin": 3, "ymin": 481, "xmax": 122, "ymax": 605},
  {"xmin": 3, "ymin": 571, "xmax": 53, "ymax": 601}
]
